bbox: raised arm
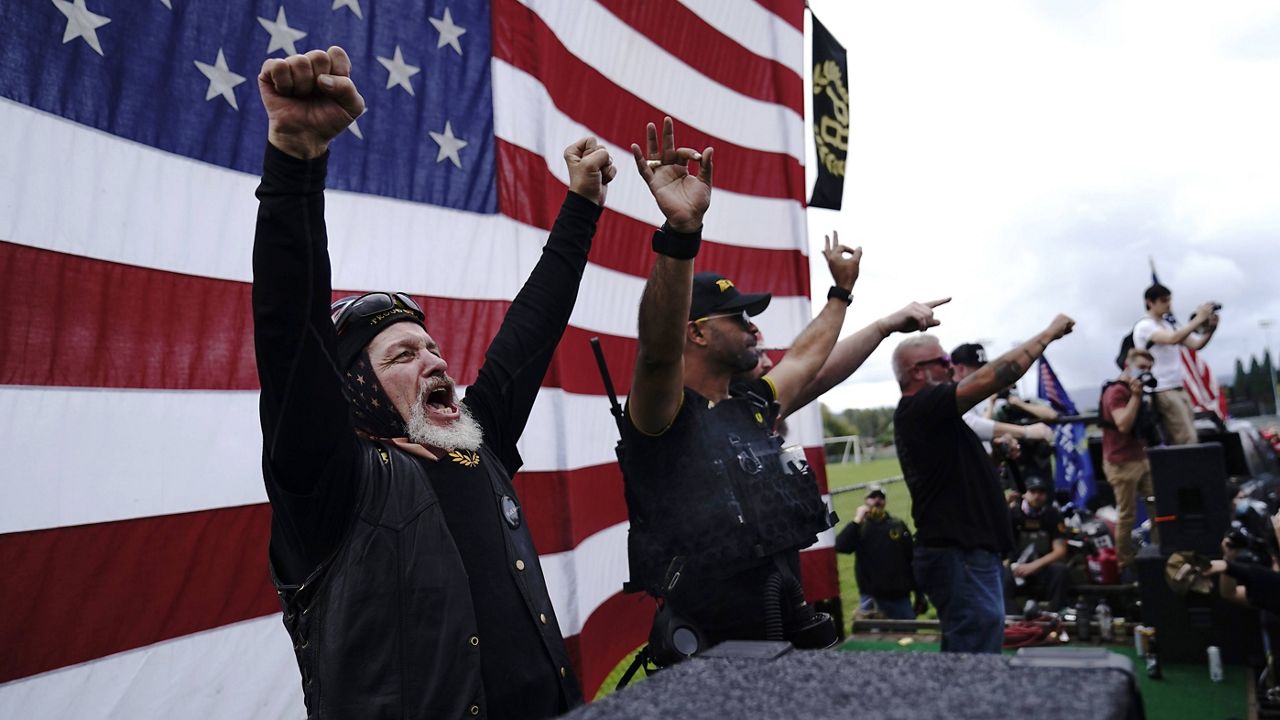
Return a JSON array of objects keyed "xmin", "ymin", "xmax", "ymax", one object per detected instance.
[
  {"xmin": 1146, "ymin": 302, "xmax": 1217, "ymax": 346},
  {"xmin": 764, "ymin": 233, "xmax": 860, "ymax": 417},
  {"xmin": 785, "ymin": 298, "xmax": 948, "ymax": 417},
  {"xmin": 465, "ymin": 138, "xmax": 612, "ymax": 468},
  {"xmin": 628, "ymin": 118, "xmax": 713, "ymax": 434},
  {"xmin": 1006, "ymin": 394, "xmax": 1059, "ymax": 422},
  {"xmin": 253, "ymin": 47, "xmax": 365, "ymax": 495},
  {"xmin": 1108, "ymin": 377, "xmax": 1145, "ymax": 435},
  {"xmin": 955, "ymin": 314, "xmax": 1074, "ymax": 414}
]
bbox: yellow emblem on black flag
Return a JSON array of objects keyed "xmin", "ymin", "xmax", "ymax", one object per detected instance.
[{"xmin": 809, "ymin": 12, "xmax": 849, "ymax": 210}]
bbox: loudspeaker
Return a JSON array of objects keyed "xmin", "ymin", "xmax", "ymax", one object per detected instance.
[
  {"xmin": 1134, "ymin": 545, "xmax": 1261, "ymax": 664},
  {"xmin": 1147, "ymin": 443, "xmax": 1230, "ymax": 555}
]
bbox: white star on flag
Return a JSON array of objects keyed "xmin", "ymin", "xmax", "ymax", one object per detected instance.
[
  {"xmin": 429, "ymin": 8, "xmax": 467, "ymax": 55},
  {"xmin": 331, "ymin": 0, "xmax": 362, "ymax": 19},
  {"xmin": 257, "ymin": 7, "xmax": 307, "ymax": 56},
  {"xmin": 158, "ymin": 0, "xmax": 171, "ymax": 8},
  {"xmin": 193, "ymin": 49, "xmax": 246, "ymax": 110},
  {"xmin": 348, "ymin": 113, "xmax": 364, "ymax": 140},
  {"xmin": 50, "ymin": 0, "xmax": 111, "ymax": 56},
  {"xmin": 376, "ymin": 46, "xmax": 420, "ymax": 95},
  {"xmin": 429, "ymin": 121, "xmax": 468, "ymax": 168}
]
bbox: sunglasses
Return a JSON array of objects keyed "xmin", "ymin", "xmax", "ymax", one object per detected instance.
[
  {"xmin": 330, "ymin": 292, "xmax": 424, "ymax": 336},
  {"xmin": 914, "ymin": 354, "xmax": 952, "ymax": 370},
  {"xmin": 693, "ymin": 310, "xmax": 752, "ymax": 328}
]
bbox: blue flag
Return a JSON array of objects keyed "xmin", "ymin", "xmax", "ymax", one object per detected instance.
[{"xmin": 1036, "ymin": 356, "xmax": 1096, "ymax": 506}]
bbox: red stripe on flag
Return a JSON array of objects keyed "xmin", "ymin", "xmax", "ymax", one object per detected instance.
[
  {"xmin": 595, "ymin": 0, "xmax": 803, "ymax": 112},
  {"xmin": 491, "ymin": 0, "xmax": 806, "ymax": 202},
  {"xmin": 0, "ymin": 505, "xmax": 278, "ymax": 683},
  {"xmin": 753, "ymin": 0, "xmax": 806, "ymax": 31},
  {"xmin": 0, "ymin": 457, "xmax": 831, "ymax": 682},
  {"xmin": 0, "ymin": 242, "xmax": 805, "ymax": 392},
  {"xmin": 495, "ymin": 141, "xmax": 811, "ymax": 297}
]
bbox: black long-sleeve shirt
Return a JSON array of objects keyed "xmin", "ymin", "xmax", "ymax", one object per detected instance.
[
  {"xmin": 253, "ymin": 143, "xmax": 600, "ymax": 717},
  {"xmin": 1227, "ymin": 561, "xmax": 1280, "ymax": 613},
  {"xmin": 835, "ymin": 513, "xmax": 916, "ymax": 600}
]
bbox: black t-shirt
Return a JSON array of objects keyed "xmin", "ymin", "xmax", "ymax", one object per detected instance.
[
  {"xmin": 430, "ymin": 442, "xmax": 560, "ymax": 719},
  {"xmin": 1009, "ymin": 503, "xmax": 1065, "ymax": 558},
  {"xmin": 894, "ymin": 383, "xmax": 1014, "ymax": 553}
]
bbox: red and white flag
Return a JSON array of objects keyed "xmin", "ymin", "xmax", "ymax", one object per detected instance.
[
  {"xmin": 1181, "ymin": 347, "xmax": 1228, "ymax": 420},
  {"xmin": 0, "ymin": 1, "xmax": 834, "ymax": 716}
]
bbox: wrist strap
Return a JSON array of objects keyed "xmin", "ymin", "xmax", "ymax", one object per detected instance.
[
  {"xmin": 827, "ymin": 285, "xmax": 852, "ymax": 306},
  {"xmin": 651, "ymin": 223, "xmax": 702, "ymax": 259}
]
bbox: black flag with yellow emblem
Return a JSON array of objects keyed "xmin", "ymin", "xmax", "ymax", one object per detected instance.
[{"xmin": 809, "ymin": 13, "xmax": 849, "ymax": 210}]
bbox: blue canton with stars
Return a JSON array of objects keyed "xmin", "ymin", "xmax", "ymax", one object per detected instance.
[{"xmin": 1, "ymin": 0, "xmax": 496, "ymax": 213}]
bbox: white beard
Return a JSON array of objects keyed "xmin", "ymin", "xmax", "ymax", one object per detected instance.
[{"xmin": 405, "ymin": 396, "xmax": 484, "ymax": 452}]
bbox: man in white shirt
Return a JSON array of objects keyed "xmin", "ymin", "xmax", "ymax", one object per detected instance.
[{"xmin": 1130, "ymin": 282, "xmax": 1219, "ymax": 445}]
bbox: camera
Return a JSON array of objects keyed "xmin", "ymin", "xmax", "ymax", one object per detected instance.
[
  {"xmin": 1226, "ymin": 499, "xmax": 1277, "ymax": 567},
  {"xmin": 1135, "ymin": 371, "xmax": 1157, "ymax": 391},
  {"xmin": 1189, "ymin": 303, "xmax": 1223, "ymax": 324}
]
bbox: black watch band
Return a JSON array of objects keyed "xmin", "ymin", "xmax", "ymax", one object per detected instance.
[
  {"xmin": 651, "ymin": 223, "xmax": 702, "ymax": 259},
  {"xmin": 827, "ymin": 285, "xmax": 853, "ymax": 305}
]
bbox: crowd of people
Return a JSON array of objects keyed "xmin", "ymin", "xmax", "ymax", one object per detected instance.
[{"xmin": 250, "ymin": 46, "xmax": 1252, "ymax": 718}]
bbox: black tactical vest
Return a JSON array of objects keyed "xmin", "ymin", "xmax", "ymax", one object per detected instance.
[
  {"xmin": 619, "ymin": 384, "xmax": 833, "ymax": 595},
  {"xmin": 272, "ymin": 440, "xmax": 485, "ymax": 719}
]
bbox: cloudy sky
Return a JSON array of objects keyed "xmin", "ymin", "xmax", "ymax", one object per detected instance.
[{"xmin": 798, "ymin": 0, "xmax": 1280, "ymax": 410}]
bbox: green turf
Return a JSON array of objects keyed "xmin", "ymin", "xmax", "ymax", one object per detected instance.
[
  {"xmin": 837, "ymin": 638, "xmax": 1249, "ymax": 719},
  {"xmin": 824, "ymin": 459, "xmax": 940, "ymax": 622}
]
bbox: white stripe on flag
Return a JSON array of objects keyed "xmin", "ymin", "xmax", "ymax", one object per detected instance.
[
  {"xmin": 512, "ymin": 0, "xmax": 805, "ymax": 160},
  {"xmin": 673, "ymin": 0, "xmax": 804, "ymax": 73},
  {"xmin": 490, "ymin": 61, "xmax": 808, "ymax": 252},
  {"xmin": 0, "ymin": 616, "xmax": 303, "ymax": 720},
  {"xmin": 0, "ymin": 385, "xmax": 826, "ymax": 534}
]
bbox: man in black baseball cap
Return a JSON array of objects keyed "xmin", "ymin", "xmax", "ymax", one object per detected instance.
[
  {"xmin": 1006, "ymin": 475, "xmax": 1070, "ymax": 612},
  {"xmin": 617, "ymin": 116, "xmax": 861, "ymax": 659}
]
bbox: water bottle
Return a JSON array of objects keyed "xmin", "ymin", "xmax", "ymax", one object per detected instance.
[
  {"xmin": 1208, "ymin": 646, "xmax": 1224, "ymax": 683},
  {"xmin": 1095, "ymin": 599, "xmax": 1113, "ymax": 642},
  {"xmin": 1145, "ymin": 631, "xmax": 1162, "ymax": 679},
  {"xmin": 1075, "ymin": 597, "xmax": 1091, "ymax": 642}
]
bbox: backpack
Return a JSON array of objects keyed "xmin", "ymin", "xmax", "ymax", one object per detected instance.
[{"xmin": 1115, "ymin": 332, "xmax": 1135, "ymax": 370}]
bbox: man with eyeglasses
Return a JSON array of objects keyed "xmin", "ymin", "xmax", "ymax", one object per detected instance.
[
  {"xmin": 252, "ymin": 47, "xmax": 613, "ymax": 718},
  {"xmin": 617, "ymin": 117, "xmax": 860, "ymax": 658},
  {"xmin": 890, "ymin": 316, "xmax": 1074, "ymax": 653}
]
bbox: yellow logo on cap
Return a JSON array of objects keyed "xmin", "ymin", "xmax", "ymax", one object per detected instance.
[{"xmin": 716, "ymin": 279, "xmax": 734, "ymax": 292}]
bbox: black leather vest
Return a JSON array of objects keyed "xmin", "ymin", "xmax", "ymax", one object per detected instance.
[
  {"xmin": 272, "ymin": 441, "xmax": 484, "ymax": 719},
  {"xmin": 620, "ymin": 386, "xmax": 833, "ymax": 594}
]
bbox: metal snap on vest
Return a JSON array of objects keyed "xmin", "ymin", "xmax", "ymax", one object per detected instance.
[
  {"xmin": 539, "ymin": 613, "xmax": 547, "ymax": 624},
  {"xmin": 501, "ymin": 495, "xmax": 521, "ymax": 529},
  {"xmin": 515, "ymin": 559, "xmax": 526, "ymax": 571},
  {"xmin": 469, "ymin": 635, "xmax": 479, "ymax": 646},
  {"xmin": 560, "ymin": 666, "xmax": 567, "ymax": 678},
  {"xmin": 469, "ymin": 704, "xmax": 480, "ymax": 716}
]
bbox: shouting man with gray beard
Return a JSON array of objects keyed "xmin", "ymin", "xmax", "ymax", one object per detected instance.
[{"xmin": 253, "ymin": 47, "xmax": 614, "ymax": 718}]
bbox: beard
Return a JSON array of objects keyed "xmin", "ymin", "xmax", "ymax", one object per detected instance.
[{"xmin": 405, "ymin": 386, "xmax": 484, "ymax": 452}]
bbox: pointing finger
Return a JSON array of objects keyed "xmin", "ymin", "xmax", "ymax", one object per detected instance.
[{"xmin": 925, "ymin": 297, "xmax": 952, "ymax": 308}]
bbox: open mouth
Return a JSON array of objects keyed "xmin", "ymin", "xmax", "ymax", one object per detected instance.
[{"xmin": 421, "ymin": 383, "xmax": 459, "ymax": 420}]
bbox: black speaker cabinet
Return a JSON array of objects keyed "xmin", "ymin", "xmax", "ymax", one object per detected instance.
[
  {"xmin": 1135, "ymin": 545, "xmax": 1261, "ymax": 665},
  {"xmin": 1147, "ymin": 443, "xmax": 1230, "ymax": 556}
]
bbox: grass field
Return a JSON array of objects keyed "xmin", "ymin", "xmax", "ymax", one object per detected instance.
[{"xmin": 595, "ymin": 457, "xmax": 909, "ymax": 699}]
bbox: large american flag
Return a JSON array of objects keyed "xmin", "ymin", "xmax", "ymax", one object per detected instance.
[{"xmin": 0, "ymin": 1, "xmax": 835, "ymax": 715}]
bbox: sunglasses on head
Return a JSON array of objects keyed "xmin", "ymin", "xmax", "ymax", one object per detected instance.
[{"xmin": 330, "ymin": 292, "xmax": 424, "ymax": 335}]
